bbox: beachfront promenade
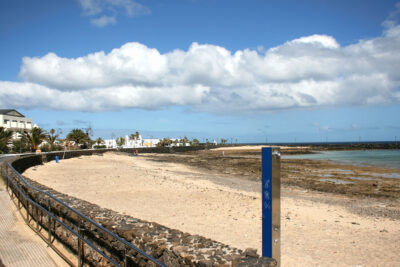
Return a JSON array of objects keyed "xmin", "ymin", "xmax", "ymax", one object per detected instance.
[
  {"xmin": 0, "ymin": 182, "xmax": 62, "ymax": 266},
  {"xmin": 1, "ymin": 150, "xmax": 277, "ymax": 266}
]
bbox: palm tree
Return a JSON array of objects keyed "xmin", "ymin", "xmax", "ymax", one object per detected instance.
[
  {"xmin": 66, "ymin": 129, "xmax": 89, "ymax": 148},
  {"xmin": 129, "ymin": 132, "xmax": 140, "ymax": 140},
  {"xmin": 116, "ymin": 137, "xmax": 125, "ymax": 148},
  {"xmin": 92, "ymin": 137, "xmax": 104, "ymax": 149},
  {"xmin": 95, "ymin": 137, "xmax": 104, "ymax": 145},
  {"xmin": 46, "ymin": 128, "xmax": 60, "ymax": 151},
  {"xmin": 182, "ymin": 136, "xmax": 189, "ymax": 146},
  {"xmin": 192, "ymin": 138, "xmax": 200, "ymax": 146},
  {"xmin": 0, "ymin": 127, "xmax": 12, "ymax": 154},
  {"xmin": 158, "ymin": 138, "xmax": 172, "ymax": 147},
  {"xmin": 22, "ymin": 127, "xmax": 47, "ymax": 152}
]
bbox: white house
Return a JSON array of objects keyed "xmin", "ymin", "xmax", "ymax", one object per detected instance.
[
  {"xmin": 104, "ymin": 135, "xmax": 144, "ymax": 149},
  {"xmin": 0, "ymin": 109, "xmax": 36, "ymax": 139},
  {"xmin": 103, "ymin": 135, "xmax": 162, "ymax": 149},
  {"xmin": 104, "ymin": 139, "xmax": 117, "ymax": 148},
  {"xmin": 124, "ymin": 134, "xmax": 143, "ymax": 148},
  {"xmin": 142, "ymin": 139, "xmax": 160, "ymax": 147}
]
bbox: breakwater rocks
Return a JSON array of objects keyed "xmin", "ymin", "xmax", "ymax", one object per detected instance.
[{"xmin": 2, "ymin": 151, "xmax": 277, "ymax": 267}]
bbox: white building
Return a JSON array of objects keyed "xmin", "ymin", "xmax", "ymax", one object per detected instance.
[
  {"xmin": 142, "ymin": 139, "xmax": 160, "ymax": 147},
  {"xmin": 0, "ymin": 109, "xmax": 35, "ymax": 139},
  {"xmin": 104, "ymin": 139, "xmax": 117, "ymax": 148},
  {"xmin": 103, "ymin": 135, "xmax": 161, "ymax": 149},
  {"xmin": 124, "ymin": 134, "xmax": 142, "ymax": 148}
]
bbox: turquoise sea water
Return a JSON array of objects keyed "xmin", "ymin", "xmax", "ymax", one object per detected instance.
[{"xmin": 282, "ymin": 149, "xmax": 400, "ymax": 169}]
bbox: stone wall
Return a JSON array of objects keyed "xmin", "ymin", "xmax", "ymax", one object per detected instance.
[{"xmin": 2, "ymin": 150, "xmax": 276, "ymax": 267}]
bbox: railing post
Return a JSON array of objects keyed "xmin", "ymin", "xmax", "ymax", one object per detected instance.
[
  {"xmin": 262, "ymin": 147, "xmax": 281, "ymax": 266},
  {"xmin": 5, "ymin": 173, "xmax": 8, "ymax": 192},
  {"xmin": 10, "ymin": 181, "xmax": 14, "ymax": 199},
  {"xmin": 47, "ymin": 199, "xmax": 52, "ymax": 242},
  {"xmin": 36, "ymin": 204, "xmax": 40, "ymax": 231},
  {"xmin": 17, "ymin": 191, "xmax": 21, "ymax": 210},
  {"xmin": 26, "ymin": 201, "xmax": 30, "ymax": 222},
  {"xmin": 78, "ymin": 220, "xmax": 84, "ymax": 267},
  {"xmin": 124, "ymin": 247, "xmax": 130, "ymax": 267}
]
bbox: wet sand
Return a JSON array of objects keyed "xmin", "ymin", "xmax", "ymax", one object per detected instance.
[{"xmin": 23, "ymin": 149, "xmax": 400, "ymax": 266}]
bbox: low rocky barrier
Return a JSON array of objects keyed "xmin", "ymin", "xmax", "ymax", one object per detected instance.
[{"xmin": 1, "ymin": 149, "xmax": 276, "ymax": 267}]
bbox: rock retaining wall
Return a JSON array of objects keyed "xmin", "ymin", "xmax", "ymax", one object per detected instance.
[{"xmin": 2, "ymin": 149, "xmax": 276, "ymax": 267}]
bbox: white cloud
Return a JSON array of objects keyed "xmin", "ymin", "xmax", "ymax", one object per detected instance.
[
  {"xmin": 2, "ymin": 13, "xmax": 400, "ymax": 113},
  {"xmin": 0, "ymin": 81, "xmax": 209, "ymax": 111},
  {"xmin": 79, "ymin": 0, "xmax": 150, "ymax": 27},
  {"xmin": 90, "ymin": 15, "xmax": 116, "ymax": 27},
  {"xmin": 20, "ymin": 42, "xmax": 168, "ymax": 89},
  {"xmin": 290, "ymin": 34, "xmax": 340, "ymax": 49}
]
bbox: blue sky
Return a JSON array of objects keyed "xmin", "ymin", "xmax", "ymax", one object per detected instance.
[{"xmin": 1, "ymin": 0, "xmax": 399, "ymax": 142}]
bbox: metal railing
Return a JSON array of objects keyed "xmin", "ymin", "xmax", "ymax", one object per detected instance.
[{"xmin": 2, "ymin": 161, "xmax": 166, "ymax": 267}]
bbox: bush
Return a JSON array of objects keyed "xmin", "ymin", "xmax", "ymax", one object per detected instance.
[
  {"xmin": 53, "ymin": 144, "xmax": 64, "ymax": 151},
  {"xmin": 40, "ymin": 143, "xmax": 51, "ymax": 152},
  {"xmin": 0, "ymin": 142, "xmax": 9, "ymax": 154},
  {"xmin": 12, "ymin": 139, "xmax": 29, "ymax": 153}
]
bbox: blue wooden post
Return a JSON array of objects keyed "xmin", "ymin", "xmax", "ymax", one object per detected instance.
[
  {"xmin": 262, "ymin": 147, "xmax": 280, "ymax": 265},
  {"xmin": 55, "ymin": 156, "xmax": 59, "ymax": 163},
  {"xmin": 262, "ymin": 147, "xmax": 273, "ymax": 257}
]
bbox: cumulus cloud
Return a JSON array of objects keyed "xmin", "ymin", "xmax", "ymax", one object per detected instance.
[
  {"xmin": 1, "ymin": 11, "xmax": 400, "ymax": 113},
  {"xmin": 79, "ymin": 0, "xmax": 150, "ymax": 27},
  {"xmin": 0, "ymin": 81, "xmax": 209, "ymax": 111}
]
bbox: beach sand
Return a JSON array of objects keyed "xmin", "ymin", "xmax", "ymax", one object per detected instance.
[{"xmin": 24, "ymin": 151, "xmax": 400, "ymax": 266}]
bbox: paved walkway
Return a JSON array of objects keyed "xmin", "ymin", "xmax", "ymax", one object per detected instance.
[{"xmin": 0, "ymin": 160, "xmax": 63, "ymax": 267}]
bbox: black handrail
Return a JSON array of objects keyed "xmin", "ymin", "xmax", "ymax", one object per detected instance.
[
  {"xmin": 3, "ymin": 168, "xmax": 120, "ymax": 266},
  {"xmin": 3, "ymin": 161, "xmax": 167, "ymax": 267}
]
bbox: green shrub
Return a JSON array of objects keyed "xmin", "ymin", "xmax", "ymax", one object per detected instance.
[
  {"xmin": 40, "ymin": 143, "xmax": 51, "ymax": 152},
  {"xmin": 12, "ymin": 139, "xmax": 29, "ymax": 153}
]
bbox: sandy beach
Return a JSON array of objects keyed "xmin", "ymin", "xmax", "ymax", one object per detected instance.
[{"xmin": 23, "ymin": 150, "xmax": 400, "ymax": 266}]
